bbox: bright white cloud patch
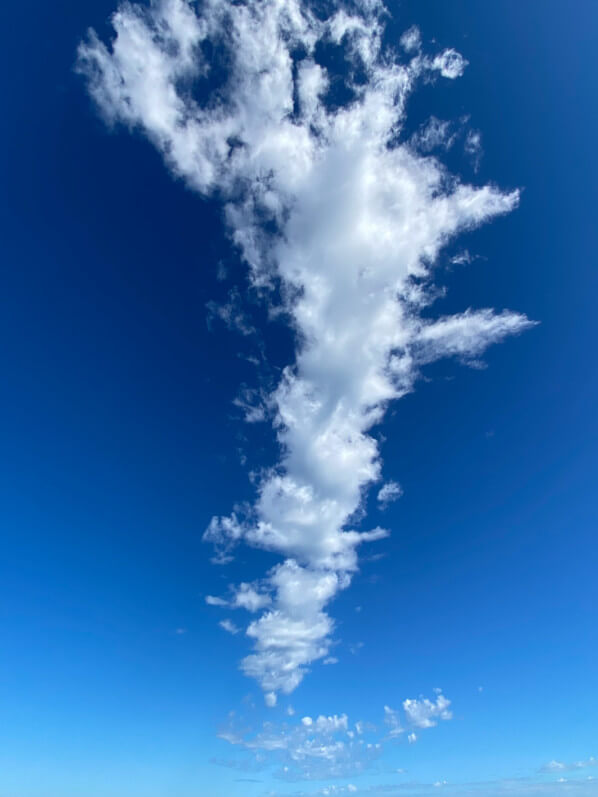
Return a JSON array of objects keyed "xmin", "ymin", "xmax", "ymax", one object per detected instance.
[
  {"xmin": 79, "ymin": 0, "xmax": 534, "ymax": 701},
  {"xmin": 403, "ymin": 693, "xmax": 452, "ymax": 729},
  {"xmin": 432, "ymin": 48, "xmax": 468, "ymax": 79}
]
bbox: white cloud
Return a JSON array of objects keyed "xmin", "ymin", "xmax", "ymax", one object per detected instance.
[
  {"xmin": 233, "ymin": 582, "xmax": 272, "ymax": 612},
  {"xmin": 432, "ymin": 48, "xmax": 468, "ymax": 79},
  {"xmin": 403, "ymin": 693, "xmax": 453, "ymax": 729},
  {"xmin": 465, "ymin": 129, "xmax": 483, "ymax": 169},
  {"xmin": 414, "ymin": 309, "xmax": 533, "ymax": 366},
  {"xmin": 220, "ymin": 707, "xmax": 380, "ymax": 780},
  {"xmin": 220, "ymin": 619, "xmax": 241, "ymax": 635},
  {"xmin": 411, "ymin": 117, "xmax": 455, "ymax": 153},
  {"xmin": 205, "ymin": 595, "xmax": 228, "ymax": 607},
  {"xmin": 383, "ymin": 705, "xmax": 404, "ymax": 738},
  {"xmin": 377, "ymin": 481, "xmax": 404, "ymax": 508},
  {"xmin": 206, "ymin": 581, "xmax": 272, "ymax": 612},
  {"xmin": 541, "ymin": 757, "xmax": 597, "ymax": 773},
  {"xmin": 400, "ymin": 26, "xmax": 421, "ymax": 54},
  {"xmin": 219, "ymin": 697, "xmax": 451, "ymax": 781},
  {"xmin": 80, "ymin": 0, "xmax": 533, "ymax": 700},
  {"xmin": 451, "ymin": 250, "xmax": 475, "ymax": 266}
]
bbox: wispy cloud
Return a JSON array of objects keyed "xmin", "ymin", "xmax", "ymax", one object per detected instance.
[
  {"xmin": 79, "ymin": 0, "xmax": 534, "ymax": 702},
  {"xmin": 540, "ymin": 757, "xmax": 597, "ymax": 774},
  {"xmin": 220, "ymin": 619, "xmax": 241, "ymax": 635},
  {"xmin": 377, "ymin": 481, "xmax": 404, "ymax": 509},
  {"xmin": 218, "ymin": 692, "xmax": 452, "ymax": 781},
  {"xmin": 267, "ymin": 775, "xmax": 598, "ymax": 797}
]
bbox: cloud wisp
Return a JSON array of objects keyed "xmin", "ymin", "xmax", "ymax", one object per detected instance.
[
  {"xmin": 218, "ymin": 691, "xmax": 452, "ymax": 781},
  {"xmin": 79, "ymin": 0, "xmax": 534, "ymax": 703}
]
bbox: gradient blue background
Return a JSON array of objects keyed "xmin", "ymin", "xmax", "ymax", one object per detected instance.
[{"xmin": 1, "ymin": 1, "xmax": 597, "ymax": 794}]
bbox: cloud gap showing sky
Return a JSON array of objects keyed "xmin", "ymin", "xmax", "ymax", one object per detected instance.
[{"xmin": 78, "ymin": 0, "xmax": 534, "ymax": 707}]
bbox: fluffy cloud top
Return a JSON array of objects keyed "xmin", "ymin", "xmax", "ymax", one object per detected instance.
[{"xmin": 79, "ymin": 0, "xmax": 534, "ymax": 701}]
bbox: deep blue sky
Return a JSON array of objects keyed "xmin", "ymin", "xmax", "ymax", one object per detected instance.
[{"xmin": 1, "ymin": 1, "xmax": 597, "ymax": 795}]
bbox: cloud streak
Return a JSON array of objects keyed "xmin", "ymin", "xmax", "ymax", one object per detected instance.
[{"xmin": 79, "ymin": 0, "xmax": 534, "ymax": 702}]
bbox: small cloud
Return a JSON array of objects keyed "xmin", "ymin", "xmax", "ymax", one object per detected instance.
[
  {"xmin": 432, "ymin": 49, "xmax": 468, "ymax": 79},
  {"xmin": 265, "ymin": 691, "xmax": 277, "ymax": 708},
  {"xmin": 540, "ymin": 757, "xmax": 597, "ymax": 774},
  {"xmin": 464, "ymin": 129, "xmax": 483, "ymax": 170},
  {"xmin": 323, "ymin": 657, "xmax": 339, "ymax": 665},
  {"xmin": 206, "ymin": 287, "xmax": 255, "ymax": 337},
  {"xmin": 450, "ymin": 250, "xmax": 475, "ymax": 266},
  {"xmin": 384, "ymin": 705, "xmax": 404, "ymax": 738},
  {"xmin": 400, "ymin": 26, "xmax": 421, "ymax": 53},
  {"xmin": 206, "ymin": 595, "xmax": 229, "ymax": 607},
  {"xmin": 377, "ymin": 481, "xmax": 404, "ymax": 508},
  {"xmin": 220, "ymin": 619, "xmax": 241, "ymax": 635},
  {"xmin": 403, "ymin": 693, "xmax": 452, "ymax": 729},
  {"xmin": 175, "ymin": 627, "xmax": 187, "ymax": 635}
]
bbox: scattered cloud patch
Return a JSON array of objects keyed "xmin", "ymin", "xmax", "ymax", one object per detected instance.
[
  {"xmin": 219, "ymin": 693, "xmax": 452, "ymax": 781},
  {"xmin": 384, "ymin": 705, "xmax": 404, "ymax": 738}
]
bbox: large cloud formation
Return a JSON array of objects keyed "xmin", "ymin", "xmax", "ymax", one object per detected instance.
[{"xmin": 79, "ymin": 0, "xmax": 534, "ymax": 704}]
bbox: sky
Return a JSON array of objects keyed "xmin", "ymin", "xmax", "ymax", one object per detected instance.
[{"xmin": 1, "ymin": 1, "xmax": 597, "ymax": 796}]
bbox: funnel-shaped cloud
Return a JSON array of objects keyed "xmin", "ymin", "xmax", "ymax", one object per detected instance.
[{"xmin": 79, "ymin": 0, "xmax": 534, "ymax": 701}]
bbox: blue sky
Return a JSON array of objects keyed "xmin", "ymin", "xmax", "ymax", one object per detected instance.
[{"xmin": 1, "ymin": 1, "xmax": 597, "ymax": 796}]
